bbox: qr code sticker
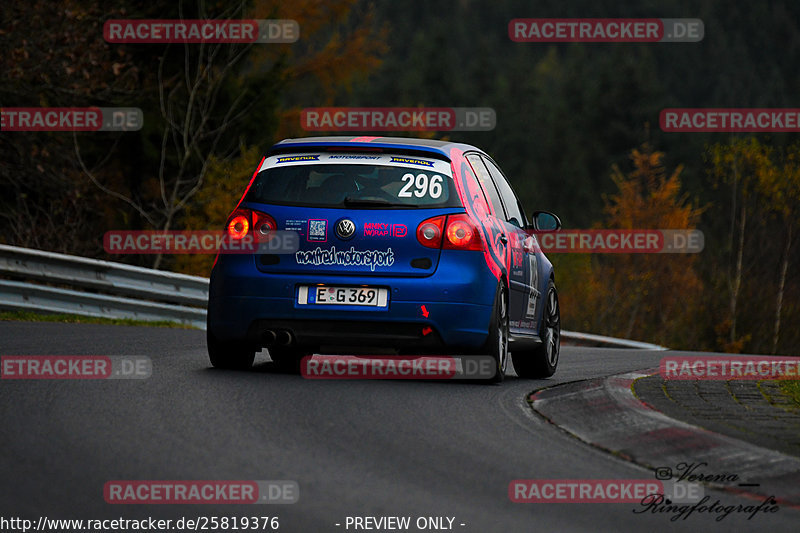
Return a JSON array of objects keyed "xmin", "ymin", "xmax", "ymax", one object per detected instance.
[{"xmin": 308, "ymin": 219, "xmax": 327, "ymax": 241}]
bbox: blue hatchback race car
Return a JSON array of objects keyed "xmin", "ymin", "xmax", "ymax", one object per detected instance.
[{"xmin": 207, "ymin": 136, "xmax": 561, "ymax": 381}]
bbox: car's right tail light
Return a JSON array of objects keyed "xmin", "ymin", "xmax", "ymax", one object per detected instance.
[
  {"xmin": 416, "ymin": 214, "xmax": 484, "ymax": 251},
  {"xmin": 443, "ymin": 214, "xmax": 484, "ymax": 251}
]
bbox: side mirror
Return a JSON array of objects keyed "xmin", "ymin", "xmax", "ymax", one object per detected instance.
[{"xmin": 529, "ymin": 211, "xmax": 561, "ymax": 231}]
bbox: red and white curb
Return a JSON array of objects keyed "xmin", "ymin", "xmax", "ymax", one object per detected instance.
[{"xmin": 529, "ymin": 369, "xmax": 800, "ymax": 507}]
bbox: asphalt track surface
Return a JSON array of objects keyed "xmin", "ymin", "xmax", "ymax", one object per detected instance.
[{"xmin": 1, "ymin": 322, "xmax": 798, "ymax": 532}]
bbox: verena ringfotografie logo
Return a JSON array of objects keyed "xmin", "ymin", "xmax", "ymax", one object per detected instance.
[
  {"xmin": 103, "ymin": 230, "xmax": 300, "ymax": 255},
  {"xmin": 301, "ymin": 355, "xmax": 497, "ymax": 380},
  {"xmin": 0, "ymin": 108, "xmax": 142, "ymax": 132},
  {"xmin": 529, "ymin": 230, "xmax": 704, "ymax": 253},
  {"xmin": 661, "ymin": 108, "xmax": 800, "ymax": 132},
  {"xmin": 511, "ymin": 477, "xmax": 777, "ymax": 520},
  {"xmin": 103, "ymin": 480, "xmax": 298, "ymax": 504},
  {"xmin": 509, "ymin": 480, "xmax": 663, "ymax": 503},
  {"xmin": 660, "ymin": 356, "xmax": 800, "ymax": 380},
  {"xmin": 1, "ymin": 356, "xmax": 151, "ymax": 379},
  {"xmin": 509, "ymin": 18, "xmax": 703, "ymax": 43},
  {"xmin": 103, "ymin": 19, "xmax": 298, "ymax": 43},
  {"xmin": 639, "ymin": 462, "xmax": 779, "ymax": 522},
  {"xmin": 301, "ymin": 107, "xmax": 496, "ymax": 132}
]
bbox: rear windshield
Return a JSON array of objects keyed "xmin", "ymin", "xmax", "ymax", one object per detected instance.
[{"xmin": 245, "ymin": 154, "xmax": 460, "ymax": 209}]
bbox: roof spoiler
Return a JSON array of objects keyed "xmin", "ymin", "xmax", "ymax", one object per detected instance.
[{"xmin": 267, "ymin": 139, "xmax": 452, "ymax": 162}]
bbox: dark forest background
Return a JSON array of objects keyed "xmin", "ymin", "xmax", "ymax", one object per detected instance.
[{"xmin": 2, "ymin": 0, "xmax": 799, "ymax": 354}]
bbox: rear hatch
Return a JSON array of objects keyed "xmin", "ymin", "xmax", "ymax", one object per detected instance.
[{"xmin": 241, "ymin": 152, "xmax": 463, "ymax": 277}]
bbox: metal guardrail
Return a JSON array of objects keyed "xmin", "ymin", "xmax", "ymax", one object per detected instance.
[
  {"xmin": 0, "ymin": 245, "xmax": 208, "ymax": 329},
  {"xmin": 0, "ymin": 244, "xmax": 668, "ymax": 349},
  {"xmin": 0, "ymin": 245, "xmax": 207, "ymax": 305},
  {"xmin": 560, "ymin": 329, "xmax": 667, "ymax": 351}
]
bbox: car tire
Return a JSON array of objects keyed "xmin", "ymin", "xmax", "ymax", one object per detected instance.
[
  {"xmin": 484, "ymin": 283, "xmax": 509, "ymax": 383},
  {"xmin": 207, "ymin": 329, "xmax": 255, "ymax": 370},
  {"xmin": 512, "ymin": 279, "xmax": 560, "ymax": 378},
  {"xmin": 268, "ymin": 348, "xmax": 305, "ymax": 374}
]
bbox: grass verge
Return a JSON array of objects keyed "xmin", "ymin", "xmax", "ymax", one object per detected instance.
[
  {"xmin": 0, "ymin": 310, "xmax": 197, "ymax": 329},
  {"xmin": 778, "ymin": 380, "xmax": 800, "ymax": 410}
]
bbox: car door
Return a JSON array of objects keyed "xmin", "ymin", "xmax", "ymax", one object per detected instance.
[
  {"xmin": 480, "ymin": 156, "xmax": 539, "ymax": 334},
  {"xmin": 464, "ymin": 153, "xmax": 529, "ymax": 329}
]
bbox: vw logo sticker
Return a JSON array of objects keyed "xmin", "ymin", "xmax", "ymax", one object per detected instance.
[{"xmin": 335, "ymin": 218, "xmax": 356, "ymax": 240}]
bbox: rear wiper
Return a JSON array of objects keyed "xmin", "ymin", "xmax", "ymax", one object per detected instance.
[{"xmin": 343, "ymin": 197, "xmax": 418, "ymax": 208}]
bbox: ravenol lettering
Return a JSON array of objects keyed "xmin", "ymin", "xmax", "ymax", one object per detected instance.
[
  {"xmin": 276, "ymin": 155, "xmax": 320, "ymax": 163},
  {"xmin": 389, "ymin": 156, "xmax": 434, "ymax": 168}
]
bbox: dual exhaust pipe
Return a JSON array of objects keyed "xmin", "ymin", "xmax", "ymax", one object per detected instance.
[{"xmin": 261, "ymin": 329, "xmax": 293, "ymax": 346}]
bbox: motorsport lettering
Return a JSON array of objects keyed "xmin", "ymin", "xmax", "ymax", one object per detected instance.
[{"xmin": 295, "ymin": 246, "xmax": 395, "ymax": 271}]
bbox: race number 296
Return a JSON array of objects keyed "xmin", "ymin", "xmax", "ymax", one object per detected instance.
[{"xmin": 398, "ymin": 173, "xmax": 443, "ymax": 198}]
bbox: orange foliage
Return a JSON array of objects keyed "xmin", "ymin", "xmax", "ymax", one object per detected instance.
[
  {"xmin": 246, "ymin": 0, "xmax": 388, "ymax": 140},
  {"xmin": 561, "ymin": 143, "xmax": 706, "ymax": 348}
]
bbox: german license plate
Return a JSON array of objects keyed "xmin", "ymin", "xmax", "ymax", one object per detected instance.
[{"xmin": 298, "ymin": 286, "xmax": 388, "ymax": 307}]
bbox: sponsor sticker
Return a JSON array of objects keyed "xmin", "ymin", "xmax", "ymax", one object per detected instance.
[
  {"xmin": 295, "ymin": 246, "xmax": 395, "ymax": 271},
  {"xmin": 307, "ymin": 220, "xmax": 328, "ymax": 242},
  {"xmin": 362, "ymin": 223, "xmax": 408, "ymax": 238},
  {"xmin": 276, "ymin": 155, "xmax": 320, "ymax": 163},
  {"xmin": 389, "ymin": 156, "xmax": 435, "ymax": 168}
]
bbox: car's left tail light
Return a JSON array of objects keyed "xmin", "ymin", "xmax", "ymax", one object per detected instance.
[{"xmin": 226, "ymin": 208, "xmax": 276, "ymax": 243}]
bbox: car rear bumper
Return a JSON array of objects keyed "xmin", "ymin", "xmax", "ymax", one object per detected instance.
[{"xmin": 207, "ymin": 254, "xmax": 497, "ymax": 351}]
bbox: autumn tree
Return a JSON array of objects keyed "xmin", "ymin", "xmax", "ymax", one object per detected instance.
[
  {"xmin": 0, "ymin": 0, "xmax": 142, "ymax": 254},
  {"xmin": 707, "ymin": 138, "xmax": 774, "ymax": 352},
  {"xmin": 708, "ymin": 138, "xmax": 800, "ymax": 354},
  {"xmin": 173, "ymin": 145, "xmax": 262, "ymax": 276},
  {"xmin": 1, "ymin": 0, "xmax": 386, "ymax": 269},
  {"xmin": 761, "ymin": 144, "xmax": 800, "ymax": 353},
  {"xmin": 169, "ymin": 1, "xmax": 387, "ymax": 275},
  {"xmin": 75, "ymin": 0, "xmax": 385, "ymax": 269},
  {"xmin": 581, "ymin": 143, "xmax": 705, "ymax": 348}
]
